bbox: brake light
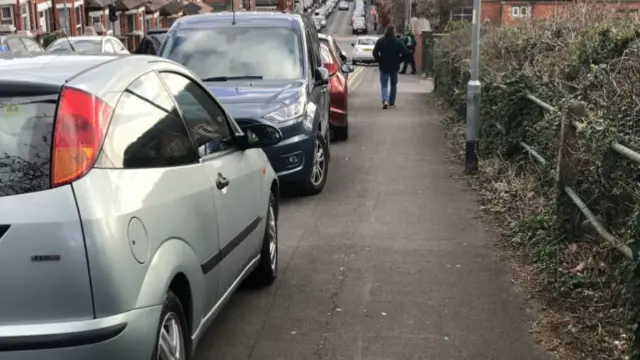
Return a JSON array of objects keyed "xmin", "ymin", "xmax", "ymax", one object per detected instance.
[
  {"xmin": 51, "ymin": 87, "xmax": 113, "ymax": 187},
  {"xmin": 323, "ymin": 62, "xmax": 339, "ymax": 75}
]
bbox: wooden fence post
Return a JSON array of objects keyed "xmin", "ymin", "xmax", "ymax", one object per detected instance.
[{"xmin": 554, "ymin": 102, "xmax": 583, "ymax": 238}]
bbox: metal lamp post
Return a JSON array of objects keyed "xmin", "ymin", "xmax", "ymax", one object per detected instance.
[{"xmin": 465, "ymin": 0, "xmax": 481, "ymax": 174}]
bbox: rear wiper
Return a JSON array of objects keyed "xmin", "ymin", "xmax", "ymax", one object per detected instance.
[{"xmin": 201, "ymin": 76, "xmax": 263, "ymax": 82}]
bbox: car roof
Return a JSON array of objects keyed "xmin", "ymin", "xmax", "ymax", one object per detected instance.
[
  {"xmin": 0, "ymin": 53, "xmax": 120, "ymax": 84},
  {"xmin": 174, "ymin": 11, "xmax": 303, "ymax": 29}
]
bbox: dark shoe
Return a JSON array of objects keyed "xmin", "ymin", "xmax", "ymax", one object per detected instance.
[
  {"xmin": 389, "ymin": 104, "xmax": 396, "ymax": 108},
  {"xmin": 382, "ymin": 101, "xmax": 389, "ymax": 109},
  {"xmin": 411, "ymin": 71, "xmax": 416, "ymax": 74}
]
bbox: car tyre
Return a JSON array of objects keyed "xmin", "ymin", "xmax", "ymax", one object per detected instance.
[
  {"xmin": 334, "ymin": 121, "xmax": 349, "ymax": 141},
  {"xmin": 248, "ymin": 192, "xmax": 278, "ymax": 287},
  {"xmin": 152, "ymin": 291, "xmax": 190, "ymax": 360},
  {"xmin": 299, "ymin": 133, "xmax": 329, "ymax": 195}
]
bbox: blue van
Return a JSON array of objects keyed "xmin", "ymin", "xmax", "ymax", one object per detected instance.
[{"xmin": 159, "ymin": 12, "xmax": 332, "ymax": 195}]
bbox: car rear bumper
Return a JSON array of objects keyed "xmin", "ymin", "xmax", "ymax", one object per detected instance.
[
  {"xmin": 329, "ymin": 106, "xmax": 347, "ymax": 127},
  {"xmin": 263, "ymin": 133, "xmax": 316, "ymax": 184},
  {"xmin": 0, "ymin": 306, "xmax": 161, "ymax": 359},
  {"xmin": 353, "ymin": 52, "xmax": 375, "ymax": 62}
]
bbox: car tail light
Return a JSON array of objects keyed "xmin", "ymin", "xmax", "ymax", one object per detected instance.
[
  {"xmin": 323, "ymin": 62, "xmax": 339, "ymax": 75},
  {"xmin": 51, "ymin": 87, "xmax": 113, "ymax": 187}
]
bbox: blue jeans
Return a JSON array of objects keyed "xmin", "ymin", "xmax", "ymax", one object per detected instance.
[{"xmin": 379, "ymin": 71, "xmax": 398, "ymax": 104}]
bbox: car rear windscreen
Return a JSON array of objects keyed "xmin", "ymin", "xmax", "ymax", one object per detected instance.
[{"xmin": 0, "ymin": 93, "xmax": 58, "ymax": 197}]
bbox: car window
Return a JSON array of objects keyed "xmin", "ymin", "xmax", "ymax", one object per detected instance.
[
  {"xmin": 103, "ymin": 40, "xmax": 115, "ymax": 53},
  {"xmin": 111, "ymin": 38, "xmax": 126, "ymax": 52},
  {"xmin": 161, "ymin": 26, "xmax": 304, "ymax": 80},
  {"xmin": 21, "ymin": 37, "xmax": 42, "ymax": 52},
  {"xmin": 97, "ymin": 72, "xmax": 198, "ymax": 168},
  {"xmin": 320, "ymin": 43, "xmax": 333, "ymax": 64},
  {"xmin": 48, "ymin": 39, "xmax": 102, "ymax": 53},
  {"xmin": 357, "ymin": 38, "xmax": 376, "ymax": 46},
  {"xmin": 160, "ymin": 72, "xmax": 235, "ymax": 157},
  {"xmin": 5, "ymin": 37, "xmax": 26, "ymax": 52},
  {"xmin": 330, "ymin": 38, "xmax": 344, "ymax": 65},
  {"xmin": 0, "ymin": 92, "xmax": 57, "ymax": 196}
]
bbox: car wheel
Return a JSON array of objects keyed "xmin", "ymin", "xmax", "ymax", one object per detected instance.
[
  {"xmin": 334, "ymin": 120, "xmax": 349, "ymax": 141},
  {"xmin": 299, "ymin": 133, "xmax": 329, "ymax": 195},
  {"xmin": 152, "ymin": 291, "xmax": 189, "ymax": 360},
  {"xmin": 248, "ymin": 192, "xmax": 278, "ymax": 287}
]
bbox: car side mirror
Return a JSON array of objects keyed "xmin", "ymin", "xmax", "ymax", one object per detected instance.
[
  {"xmin": 314, "ymin": 67, "xmax": 329, "ymax": 86},
  {"xmin": 341, "ymin": 63, "xmax": 354, "ymax": 74},
  {"xmin": 351, "ymin": 42, "xmax": 355, "ymax": 47},
  {"xmin": 238, "ymin": 124, "xmax": 282, "ymax": 149}
]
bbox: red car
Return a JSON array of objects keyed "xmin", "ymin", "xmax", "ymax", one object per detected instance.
[{"xmin": 320, "ymin": 42, "xmax": 353, "ymax": 141}]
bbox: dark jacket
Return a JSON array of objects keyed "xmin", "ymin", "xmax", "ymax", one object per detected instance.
[
  {"xmin": 404, "ymin": 33, "xmax": 416, "ymax": 51},
  {"xmin": 373, "ymin": 33, "xmax": 411, "ymax": 73}
]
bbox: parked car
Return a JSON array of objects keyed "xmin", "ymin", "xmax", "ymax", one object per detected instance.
[
  {"xmin": 352, "ymin": 17, "xmax": 367, "ymax": 34},
  {"xmin": 160, "ymin": 11, "xmax": 332, "ymax": 195},
  {"xmin": 338, "ymin": 1, "xmax": 349, "ymax": 10},
  {"xmin": 46, "ymin": 36, "xmax": 129, "ymax": 54},
  {"xmin": 318, "ymin": 33, "xmax": 351, "ymax": 79},
  {"xmin": 0, "ymin": 52, "xmax": 282, "ymax": 359},
  {"xmin": 313, "ymin": 12, "xmax": 327, "ymax": 29},
  {"xmin": 351, "ymin": 35, "xmax": 378, "ymax": 64},
  {"xmin": 320, "ymin": 42, "xmax": 353, "ymax": 141},
  {"xmin": 135, "ymin": 28, "xmax": 169, "ymax": 55},
  {"xmin": 0, "ymin": 34, "xmax": 44, "ymax": 53}
]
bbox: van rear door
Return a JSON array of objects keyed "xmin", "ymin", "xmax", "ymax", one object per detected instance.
[{"xmin": 0, "ymin": 84, "xmax": 94, "ymax": 325}]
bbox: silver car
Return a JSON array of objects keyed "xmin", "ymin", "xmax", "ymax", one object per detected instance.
[
  {"xmin": 0, "ymin": 53, "xmax": 282, "ymax": 359},
  {"xmin": 46, "ymin": 35, "xmax": 130, "ymax": 54}
]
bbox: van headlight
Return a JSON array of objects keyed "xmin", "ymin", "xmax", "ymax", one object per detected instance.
[{"xmin": 264, "ymin": 97, "xmax": 305, "ymax": 123}]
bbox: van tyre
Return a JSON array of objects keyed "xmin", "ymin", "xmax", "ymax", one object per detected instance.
[
  {"xmin": 152, "ymin": 291, "xmax": 190, "ymax": 360},
  {"xmin": 300, "ymin": 133, "xmax": 329, "ymax": 195},
  {"xmin": 249, "ymin": 192, "xmax": 278, "ymax": 287}
]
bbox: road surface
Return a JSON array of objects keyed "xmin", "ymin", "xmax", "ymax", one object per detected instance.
[{"xmin": 194, "ymin": 9, "xmax": 549, "ymax": 360}]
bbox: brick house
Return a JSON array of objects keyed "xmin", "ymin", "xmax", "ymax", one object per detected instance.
[
  {"xmin": 0, "ymin": 0, "xmax": 85, "ymax": 35},
  {"xmin": 476, "ymin": 0, "xmax": 640, "ymax": 26}
]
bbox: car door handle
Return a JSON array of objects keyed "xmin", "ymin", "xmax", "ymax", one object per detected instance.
[{"xmin": 216, "ymin": 173, "xmax": 230, "ymax": 190}]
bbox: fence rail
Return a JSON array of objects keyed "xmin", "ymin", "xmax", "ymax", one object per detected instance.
[{"xmin": 518, "ymin": 93, "xmax": 638, "ymax": 260}]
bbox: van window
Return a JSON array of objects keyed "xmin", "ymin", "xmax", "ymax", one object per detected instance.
[
  {"xmin": 161, "ymin": 26, "xmax": 304, "ymax": 80},
  {"xmin": 0, "ymin": 92, "xmax": 58, "ymax": 196}
]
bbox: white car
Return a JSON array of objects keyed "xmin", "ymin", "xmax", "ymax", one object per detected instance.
[
  {"xmin": 46, "ymin": 35, "xmax": 130, "ymax": 54},
  {"xmin": 313, "ymin": 14, "xmax": 327, "ymax": 28},
  {"xmin": 351, "ymin": 35, "xmax": 378, "ymax": 64},
  {"xmin": 338, "ymin": 1, "xmax": 349, "ymax": 10}
]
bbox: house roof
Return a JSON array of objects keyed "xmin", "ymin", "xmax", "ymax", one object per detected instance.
[
  {"xmin": 183, "ymin": 1, "xmax": 212, "ymax": 14},
  {"xmin": 115, "ymin": 0, "xmax": 148, "ymax": 10},
  {"xmin": 146, "ymin": 0, "xmax": 170, "ymax": 11},
  {"xmin": 159, "ymin": 0, "xmax": 184, "ymax": 15},
  {"xmin": 85, "ymin": 0, "xmax": 111, "ymax": 8}
]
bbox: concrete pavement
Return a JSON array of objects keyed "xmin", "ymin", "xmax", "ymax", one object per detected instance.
[{"xmin": 193, "ymin": 69, "xmax": 550, "ymax": 359}]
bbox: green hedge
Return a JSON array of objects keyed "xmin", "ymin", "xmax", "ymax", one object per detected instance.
[{"xmin": 433, "ymin": 7, "xmax": 640, "ymax": 359}]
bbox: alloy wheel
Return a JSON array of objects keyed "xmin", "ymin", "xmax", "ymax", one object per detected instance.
[
  {"xmin": 268, "ymin": 202, "xmax": 277, "ymax": 273},
  {"xmin": 310, "ymin": 138, "xmax": 326, "ymax": 186},
  {"xmin": 158, "ymin": 312, "xmax": 185, "ymax": 360}
]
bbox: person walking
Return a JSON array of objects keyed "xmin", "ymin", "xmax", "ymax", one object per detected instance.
[
  {"xmin": 400, "ymin": 30, "xmax": 417, "ymax": 74},
  {"xmin": 372, "ymin": 24, "xmax": 411, "ymax": 109}
]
